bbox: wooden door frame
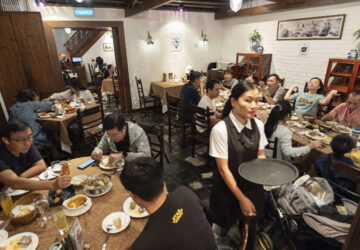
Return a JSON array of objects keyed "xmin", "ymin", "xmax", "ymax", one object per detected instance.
[{"xmin": 43, "ymin": 21, "xmax": 132, "ymax": 112}]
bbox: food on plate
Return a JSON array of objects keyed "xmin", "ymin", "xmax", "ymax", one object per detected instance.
[
  {"xmin": 351, "ymin": 152, "xmax": 360, "ymax": 164},
  {"xmin": 339, "ymin": 125, "xmax": 351, "ymax": 133},
  {"xmin": 71, "ymin": 175, "xmax": 87, "ymax": 186},
  {"xmin": 305, "ymin": 123, "xmax": 319, "ymax": 130},
  {"xmin": 65, "ymin": 195, "xmax": 88, "ymax": 209},
  {"xmin": 40, "ymin": 113, "xmax": 49, "ymax": 117},
  {"xmin": 308, "ymin": 130, "xmax": 323, "ymax": 137},
  {"xmin": 322, "ymin": 137, "xmax": 332, "ymax": 144},
  {"xmin": 3, "ymin": 235, "xmax": 32, "ymax": 249},
  {"xmin": 11, "ymin": 205, "xmax": 35, "ymax": 219},
  {"xmin": 53, "ymin": 197, "xmax": 60, "ymax": 204},
  {"xmin": 56, "ymin": 189, "xmax": 62, "ymax": 196},
  {"xmin": 129, "ymin": 201, "xmax": 145, "ymax": 215},
  {"xmin": 101, "ymin": 159, "xmax": 114, "ymax": 168},
  {"xmin": 83, "ymin": 174, "xmax": 111, "ymax": 195},
  {"xmin": 113, "ymin": 217, "xmax": 122, "ymax": 229},
  {"xmin": 65, "ymin": 106, "xmax": 76, "ymax": 113},
  {"xmin": 129, "ymin": 201, "xmax": 136, "ymax": 210}
]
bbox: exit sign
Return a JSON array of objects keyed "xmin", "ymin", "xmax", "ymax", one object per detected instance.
[{"xmin": 74, "ymin": 8, "xmax": 94, "ymax": 17}]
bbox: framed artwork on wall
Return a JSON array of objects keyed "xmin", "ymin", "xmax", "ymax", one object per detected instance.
[
  {"xmin": 103, "ymin": 43, "xmax": 113, "ymax": 51},
  {"xmin": 277, "ymin": 14, "xmax": 346, "ymax": 40},
  {"xmin": 171, "ymin": 33, "xmax": 181, "ymax": 52}
]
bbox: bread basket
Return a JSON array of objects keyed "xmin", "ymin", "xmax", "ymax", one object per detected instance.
[{"xmin": 10, "ymin": 193, "xmax": 41, "ymax": 225}]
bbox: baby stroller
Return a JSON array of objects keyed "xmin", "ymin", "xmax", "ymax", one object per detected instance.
[{"xmin": 238, "ymin": 158, "xmax": 358, "ymax": 250}]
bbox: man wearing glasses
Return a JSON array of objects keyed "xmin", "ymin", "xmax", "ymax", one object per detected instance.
[{"xmin": 0, "ymin": 120, "xmax": 71, "ymax": 191}]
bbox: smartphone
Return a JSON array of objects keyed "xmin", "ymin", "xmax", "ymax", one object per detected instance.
[{"xmin": 78, "ymin": 159, "xmax": 95, "ymax": 170}]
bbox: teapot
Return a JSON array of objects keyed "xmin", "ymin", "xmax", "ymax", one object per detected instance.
[{"xmin": 54, "ymin": 103, "xmax": 64, "ymax": 116}]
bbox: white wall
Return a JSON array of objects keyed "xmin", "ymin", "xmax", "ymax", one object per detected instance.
[
  {"xmin": 53, "ymin": 28, "xmax": 75, "ymax": 55},
  {"xmin": 220, "ymin": 2, "xmax": 360, "ymax": 91},
  {"xmin": 28, "ymin": 1, "xmax": 223, "ymax": 109}
]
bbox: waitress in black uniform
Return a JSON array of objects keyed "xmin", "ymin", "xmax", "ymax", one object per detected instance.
[{"xmin": 209, "ymin": 81, "xmax": 268, "ymax": 249}]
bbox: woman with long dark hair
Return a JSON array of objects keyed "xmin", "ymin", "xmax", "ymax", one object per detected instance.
[
  {"xmin": 284, "ymin": 77, "xmax": 337, "ymax": 116},
  {"xmin": 209, "ymin": 81, "xmax": 268, "ymax": 249},
  {"xmin": 46, "ymin": 78, "xmax": 95, "ymax": 104},
  {"xmin": 264, "ymin": 100, "xmax": 321, "ymax": 161}
]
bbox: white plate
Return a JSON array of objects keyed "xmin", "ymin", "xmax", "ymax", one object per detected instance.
[
  {"xmin": 123, "ymin": 197, "xmax": 149, "ymax": 218},
  {"xmin": 64, "ymin": 198, "xmax": 92, "ymax": 217},
  {"xmin": 0, "ymin": 232, "xmax": 38, "ymax": 250},
  {"xmin": 71, "ymin": 175, "xmax": 87, "ymax": 186},
  {"xmin": 102, "ymin": 212, "xmax": 130, "ymax": 234},
  {"xmin": 290, "ymin": 116, "xmax": 299, "ymax": 121},
  {"xmin": 6, "ymin": 188, "xmax": 29, "ymax": 197},
  {"xmin": 305, "ymin": 130, "xmax": 325, "ymax": 140},
  {"xmin": 84, "ymin": 182, "xmax": 113, "ymax": 198},
  {"xmin": 0, "ymin": 229, "xmax": 8, "ymax": 242},
  {"xmin": 99, "ymin": 158, "xmax": 117, "ymax": 170},
  {"xmin": 38, "ymin": 113, "xmax": 51, "ymax": 118},
  {"xmin": 39, "ymin": 169, "xmax": 58, "ymax": 180}
]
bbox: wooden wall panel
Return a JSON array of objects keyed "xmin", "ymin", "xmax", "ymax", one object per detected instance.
[
  {"xmin": 9, "ymin": 12, "xmax": 63, "ymax": 99},
  {"xmin": 0, "ymin": 13, "xmax": 28, "ymax": 110}
]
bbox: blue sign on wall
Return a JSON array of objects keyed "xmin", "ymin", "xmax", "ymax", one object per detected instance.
[{"xmin": 74, "ymin": 8, "xmax": 94, "ymax": 17}]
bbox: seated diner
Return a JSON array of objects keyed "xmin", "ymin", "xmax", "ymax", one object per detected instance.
[
  {"xmin": 0, "ymin": 120, "xmax": 71, "ymax": 191},
  {"xmin": 260, "ymin": 73, "xmax": 286, "ymax": 104},
  {"xmin": 222, "ymin": 69, "xmax": 239, "ymax": 90}
]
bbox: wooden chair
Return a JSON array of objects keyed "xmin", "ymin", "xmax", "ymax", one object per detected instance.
[
  {"xmin": 138, "ymin": 122, "xmax": 169, "ymax": 169},
  {"xmin": 87, "ymin": 87, "xmax": 104, "ymax": 121},
  {"xmin": 166, "ymin": 94, "xmax": 191, "ymax": 147},
  {"xmin": 325, "ymin": 154, "xmax": 360, "ymax": 202},
  {"xmin": 87, "ymin": 63, "xmax": 95, "ymax": 85},
  {"xmin": 76, "ymin": 105, "xmax": 104, "ymax": 148},
  {"xmin": 191, "ymin": 105, "xmax": 211, "ymax": 158},
  {"xmin": 265, "ymin": 137, "xmax": 279, "ymax": 158},
  {"xmin": 107, "ymin": 74, "xmax": 120, "ymax": 107},
  {"xmin": 135, "ymin": 76, "xmax": 156, "ymax": 113}
]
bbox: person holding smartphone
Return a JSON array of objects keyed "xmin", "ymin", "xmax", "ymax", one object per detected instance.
[{"xmin": 259, "ymin": 74, "xmax": 286, "ymax": 104}]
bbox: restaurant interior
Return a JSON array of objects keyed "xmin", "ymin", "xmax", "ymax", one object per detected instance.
[{"xmin": 0, "ymin": 0, "xmax": 360, "ymax": 249}]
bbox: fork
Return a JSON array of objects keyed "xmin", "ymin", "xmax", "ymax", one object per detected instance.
[{"xmin": 102, "ymin": 224, "xmax": 114, "ymax": 250}]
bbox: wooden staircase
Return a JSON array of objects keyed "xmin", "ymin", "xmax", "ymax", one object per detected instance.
[{"xmin": 65, "ymin": 29, "xmax": 107, "ymax": 58}]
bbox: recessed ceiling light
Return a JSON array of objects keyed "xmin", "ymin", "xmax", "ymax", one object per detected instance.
[{"xmin": 76, "ymin": 0, "xmax": 84, "ymax": 3}]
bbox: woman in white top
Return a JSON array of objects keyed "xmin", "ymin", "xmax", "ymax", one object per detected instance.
[
  {"xmin": 46, "ymin": 78, "xmax": 95, "ymax": 104},
  {"xmin": 264, "ymin": 100, "xmax": 321, "ymax": 162}
]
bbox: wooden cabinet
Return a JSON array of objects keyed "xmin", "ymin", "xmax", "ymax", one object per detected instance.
[
  {"xmin": 234, "ymin": 53, "xmax": 272, "ymax": 82},
  {"xmin": 324, "ymin": 58, "xmax": 360, "ymax": 97}
]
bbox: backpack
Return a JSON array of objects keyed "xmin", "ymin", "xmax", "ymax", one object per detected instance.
[{"xmin": 278, "ymin": 177, "xmax": 334, "ymax": 216}]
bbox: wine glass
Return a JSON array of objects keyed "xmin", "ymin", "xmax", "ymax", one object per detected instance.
[{"xmin": 34, "ymin": 195, "xmax": 52, "ymax": 222}]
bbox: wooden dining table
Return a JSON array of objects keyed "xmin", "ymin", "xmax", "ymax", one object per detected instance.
[
  {"xmin": 37, "ymin": 103, "xmax": 100, "ymax": 149},
  {"xmin": 101, "ymin": 78, "xmax": 118, "ymax": 94},
  {"xmin": 150, "ymin": 80, "xmax": 185, "ymax": 106},
  {"xmin": 3, "ymin": 157, "xmax": 146, "ymax": 250}
]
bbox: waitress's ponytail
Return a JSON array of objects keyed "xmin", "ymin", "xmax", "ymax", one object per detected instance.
[{"xmin": 222, "ymin": 81, "xmax": 256, "ymax": 119}]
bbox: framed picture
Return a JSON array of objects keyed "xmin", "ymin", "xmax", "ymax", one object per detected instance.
[
  {"xmin": 103, "ymin": 43, "xmax": 113, "ymax": 51},
  {"xmin": 277, "ymin": 14, "xmax": 346, "ymax": 40},
  {"xmin": 171, "ymin": 33, "xmax": 181, "ymax": 52}
]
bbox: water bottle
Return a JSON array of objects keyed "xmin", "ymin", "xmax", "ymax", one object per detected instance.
[{"xmin": 351, "ymin": 127, "xmax": 360, "ymax": 147}]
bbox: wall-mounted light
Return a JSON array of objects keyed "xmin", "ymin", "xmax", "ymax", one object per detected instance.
[
  {"xmin": 64, "ymin": 28, "xmax": 72, "ymax": 34},
  {"xmin": 146, "ymin": 31, "xmax": 154, "ymax": 45},
  {"xmin": 201, "ymin": 30, "xmax": 208, "ymax": 43},
  {"xmin": 230, "ymin": 0, "xmax": 243, "ymax": 12},
  {"xmin": 178, "ymin": 3, "xmax": 184, "ymax": 12}
]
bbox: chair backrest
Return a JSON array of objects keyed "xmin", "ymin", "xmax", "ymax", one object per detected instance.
[
  {"xmin": 191, "ymin": 105, "xmax": 211, "ymax": 136},
  {"xmin": 87, "ymin": 87, "xmax": 104, "ymax": 120},
  {"xmin": 77, "ymin": 105, "xmax": 104, "ymax": 143},
  {"xmin": 265, "ymin": 137, "xmax": 278, "ymax": 158},
  {"xmin": 87, "ymin": 63, "xmax": 94, "ymax": 83},
  {"xmin": 279, "ymin": 78, "xmax": 285, "ymax": 87},
  {"xmin": 166, "ymin": 94, "xmax": 185, "ymax": 123},
  {"xmin": 112, "ymin": 75, "xmax": 119, "ymax": 94},
  {"xmin": 325, "ymin": 154, "xmax": 360, "ymax": 202},
  {"xmin": 138, "ymin": 122, "xmax": 165, "ymax": 169}
]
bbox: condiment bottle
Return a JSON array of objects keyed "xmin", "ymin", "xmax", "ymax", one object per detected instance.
[{"xmin": 61, "ymin": 162, "xmax": 70, "ymax": 175}]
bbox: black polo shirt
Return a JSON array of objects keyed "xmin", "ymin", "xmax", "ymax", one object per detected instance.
[
  {"xmin": 0, "ymin": 143, "xmax": 42, "ymax": 190},
  {"xmin": 132, "ymin": 186, "xmax": 216, "ymax": 250},
  {"xmin": 180, "ymin": 81, "xmax": 201, "ymax": 122}
]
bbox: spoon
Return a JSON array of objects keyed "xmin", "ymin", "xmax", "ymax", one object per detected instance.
[{"xmin": 102, "ymin": 224, "xmax": 114, "ymax": 250}]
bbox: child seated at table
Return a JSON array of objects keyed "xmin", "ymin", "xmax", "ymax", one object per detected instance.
[
  {"xmin": 315, "ymin": 134, "xmax": 356, "ymax": 192},
  {"xmin": 264, "ymin": 100, "xmax": 321, "ymax": 161},
  {"xmin": 284, "ymin": 77, "xmax": 337, "ymax": 116}
]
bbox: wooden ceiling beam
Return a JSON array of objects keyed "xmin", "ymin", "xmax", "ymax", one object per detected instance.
[
  {"xmin": 166, "ymin": 3, "xmax": 220, "ymax": 8},
  {"xmin": 177, "ymin": 1, "xmax": 227, "ymax": 5},
  {"xmin": 215, "ymin": 0, "xmax": 359, "ymax": 20},
  {"xmin": 125, "ymin": 0, "xmax": 172, "ymax": 17}
]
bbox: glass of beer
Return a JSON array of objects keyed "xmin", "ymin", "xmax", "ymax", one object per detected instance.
[
  {"xmin": 0, "ymin": 192, "xmax": 14, "ymax": 215},
  {"xmin": 53, "ymin": 207, "xmax": 69, "ymax": 235}
]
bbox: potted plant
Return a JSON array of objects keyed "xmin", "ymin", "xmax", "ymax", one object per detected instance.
[
  {"xmin": 249, "ymin": 29, "xmax": 262, "ymax": 53},
  {"xmin": 353, "ymin": 29, "xmax": 360, "ymax": 40},
  {"xmin": 162, "ymin": 73, "xmax": 167, "ymax": 82}
]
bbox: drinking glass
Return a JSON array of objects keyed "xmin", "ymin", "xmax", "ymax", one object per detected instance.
[
  {"xmin": 0, "ymin": 192, "xmax": 14, "ymax": 215},
  {"xmin": 52, "ymin": 207, "xmax": 69, "ymax": 235},
  {"xmin": 34, "ymin": 195, "xmax": 52, "ymax": 222},
  {"xmin": 115, "ymin": 154, "xmax": 125, "ymax": 173}
]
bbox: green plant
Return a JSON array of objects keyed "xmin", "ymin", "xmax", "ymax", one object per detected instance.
[
  {"xmin": 162, "ymin": 73, "xmax": 167, "ymax": 78},
  {"xmin": 353, "ymin": 29, "xmax": 360, "ymax": 40},
  {"xmin": 249, "ymin": 29, "xmax": 262, "ymax": 42}
]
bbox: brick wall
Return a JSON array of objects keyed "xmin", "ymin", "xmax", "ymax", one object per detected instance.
[{"xmin": 220, "ymin": 2, "xmax": 360, "ymax": 90}]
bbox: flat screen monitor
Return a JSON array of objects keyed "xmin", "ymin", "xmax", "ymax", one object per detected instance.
[{"xmin": 72, "ymin": 57, "xmax": 82, "ymax": 63}]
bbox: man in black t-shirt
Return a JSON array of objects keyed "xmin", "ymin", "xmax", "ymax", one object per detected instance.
[
  {"xmin": 120, "ymin": 157, "xmax": 215, "ymax": 250},
  {"xmin": 0, "ymin": 120, "xmax": 71, "ymax": 191}
]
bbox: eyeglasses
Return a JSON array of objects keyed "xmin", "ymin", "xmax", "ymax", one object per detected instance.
[{"xmin": 10, "ymin": 135, "xmax": 33, "ymax": 143}]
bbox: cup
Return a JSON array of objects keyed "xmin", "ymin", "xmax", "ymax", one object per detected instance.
[
  {"xmin": 0, "ymin": 192, "xmax": 14, "ymax": 215},
  {"xmin": 53, "ymin": 207, "xmax": 69, "ymax": 235}
]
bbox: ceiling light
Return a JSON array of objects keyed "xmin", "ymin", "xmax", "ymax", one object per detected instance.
[
  {"xmin": 64, "ymin": 28, "xmax": 72, "ymax": 34},
  {"xmin": 178, "ymin": 3, "xmax": 184, "ymax": 12},
  {"xmin": 76, "ymin": 0, "xmax": 84, "ymax": 3},
  {"xmin": 230, "ymin": 0, "xmax": 243, "ymax": 12}
]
